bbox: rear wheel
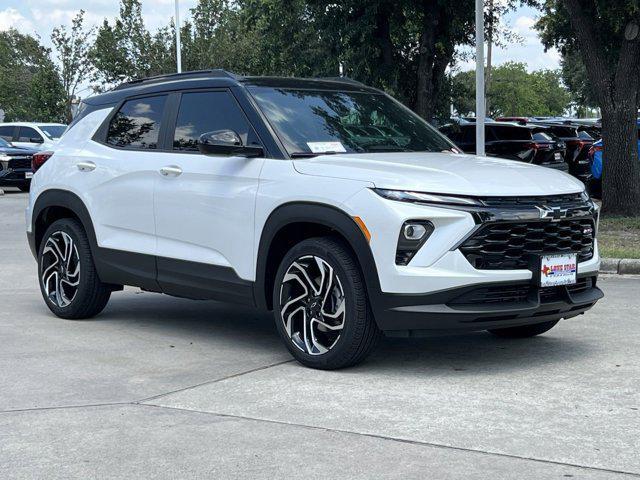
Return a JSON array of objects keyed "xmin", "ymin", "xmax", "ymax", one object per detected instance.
[
  {"xmin": 488, "ymin": 320, "xmax": 559, "ymax": 338},
  {"xmin": 38, "ymin": 218, "xmax": 111, "ymax": 319},
  {"xmin": 273, "ymin": 237, "xmax": 381, "ymax": 369}
]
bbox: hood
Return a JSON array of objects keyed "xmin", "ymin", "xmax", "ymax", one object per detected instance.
[
  {"xmin": 0, "ymin": 145, "xmax": 37, "ymax": 156},
  {"xmin": 293, "ymin": 152, "xmax": 584, "ymax": 196}
]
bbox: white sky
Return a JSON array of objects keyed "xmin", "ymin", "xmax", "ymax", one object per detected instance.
[{"xmin": 1, "ymin": 1, "xmax": 560, "ymax": 82}]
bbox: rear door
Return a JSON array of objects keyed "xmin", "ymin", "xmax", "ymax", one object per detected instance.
[
  {"xmin": 153, "ymin": 89, "xmax": 265, "ymax": 301},
  {"xmin": 78, "ymin": 94, "xmax": 172, "ymax": 289}
]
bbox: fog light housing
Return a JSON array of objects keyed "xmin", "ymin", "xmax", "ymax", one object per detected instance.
[{"xmin": 396, "ymin": 220, "xmax": 434, "ymax": 266}]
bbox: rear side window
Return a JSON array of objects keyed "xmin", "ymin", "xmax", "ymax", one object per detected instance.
[
  {"xmin": 107, "ymin": 95, "xmax": 167, "ymax": 149},
  {"xmin": 18, "ymin": 127, "xmax": 42, "ymax": 142},
  {"xmin": 0, "ymin": 126, "xmax": 14, "ymax": 141},
  {"xmin": 489, "ymin": 126, "xmax": 532, "ymax": 141},
  {"xmin": 173, "ymin": 91, "xmax": 259, "ymax": 151},
  {"xmin": 533, "ymin": 132, "xmax": 553, "ymax": 141}
]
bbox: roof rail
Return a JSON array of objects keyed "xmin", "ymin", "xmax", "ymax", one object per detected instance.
[
  {"xmin": 112, "ymin": 69, "xmax": 239, "ymax": 91},
  {"xmin": 320, "ymin": 76, "xmax": 366, "ymax": 87}
]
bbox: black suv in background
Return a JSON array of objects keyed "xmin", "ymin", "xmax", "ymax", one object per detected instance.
[
  {"xmin": 0, "ymin": 137, "xmax": 36, "ymax": 192},
  {"xmin": 439, "ymin": 121, "xmax": 568, "ymax": 171}
]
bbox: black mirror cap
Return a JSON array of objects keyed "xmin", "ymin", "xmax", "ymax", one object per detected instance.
[
  {"xmin": 197, "ymin": 129, "xmax": 264, "ymax": 158},
  {"xmin": 30, "ymin": 137, "xmax": 44, "ymax": 144}
]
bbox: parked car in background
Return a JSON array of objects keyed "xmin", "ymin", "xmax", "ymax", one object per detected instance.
[
  {"xmin": 439, "ymin": 121, "xmax": 568, "ymax": 171},
  {"xmin": 587, "ymin": 120, "xmax": 640, "ymax": 198},
  {"xmin": 497, "ymin": 119, "xmax": 594, "ymax": 182},
  {"xmin": 0, "ymin": 122, "xmax": 67, "ymax": 151},
  {"xmin": 0, "ymin": 137, "xmax": 37, "ymax": 192}
]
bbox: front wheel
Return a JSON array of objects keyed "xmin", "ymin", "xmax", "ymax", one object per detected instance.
[
  {"xmin": 272, "ymin": 237, "xmax": 381, "ymax": 369},
  {"xmin": 38, "ymin": 218, "xmax": 111, "ymax": 319},
  {"xmin": 488, "ymin": 320, "xmax": 559, "ymax": 338}
]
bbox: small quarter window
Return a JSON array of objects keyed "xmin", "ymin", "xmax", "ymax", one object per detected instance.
[
  {"xmin": 107, "ymin": 96, "xmax": 167, "ymax": 149},
  {"xmin": 18, "ymin": 127, "xmax": 43, "ymax": 143}
]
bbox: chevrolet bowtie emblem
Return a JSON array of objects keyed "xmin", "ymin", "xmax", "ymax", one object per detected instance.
[{"xmin": 537, "ymin": 205, "xmax": 569, "ymax": 221}]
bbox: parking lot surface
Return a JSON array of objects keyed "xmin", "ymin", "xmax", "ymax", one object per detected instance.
[{"xmin": 1, "ymin": 189, "xmax": 639, "ymax": 479}]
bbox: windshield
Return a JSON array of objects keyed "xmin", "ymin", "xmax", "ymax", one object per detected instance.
[
  {"xmin": 248, "ymin": 87, "xmax": 454, "ymax": 156},
  {"xmin": 38, "ymin": 125, "xmax": 66, "ymax": 139}
]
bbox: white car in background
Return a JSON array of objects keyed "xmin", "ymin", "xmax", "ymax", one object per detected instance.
[{"xmin": 0, "ymin": 122, "xmax": 67, "ymax": 150}]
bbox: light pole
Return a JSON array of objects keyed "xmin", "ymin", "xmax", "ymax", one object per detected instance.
[
  {"xmin": 175, "ymin": 0, "xmax": 182, "ymax": 73},
  {"xmin": 475, "ymin": 0, "xmax": 485, "ymax": 156}
]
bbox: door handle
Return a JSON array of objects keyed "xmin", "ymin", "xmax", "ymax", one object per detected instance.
[
  {"xmin": 76, "ymin": 161, "xmax": 96, "ymax": 172},
  {"xmin": 159, "ymin": 166, "xmax": 182, "ymax": 177}
]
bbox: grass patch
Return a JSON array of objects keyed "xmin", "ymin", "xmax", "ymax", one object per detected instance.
[{"xmin": 598, "ymin": 216, "xmax": 640, "ymax": 259}]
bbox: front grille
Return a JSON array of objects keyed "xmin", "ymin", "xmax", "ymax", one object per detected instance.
[
  {"xmin": 460, "ymin": 218, "xmax": 595, "ymax": 270},
  {"xmin": 479, "ymin": 193, "xmax": 585, "ymax": 209},
  {"xmin": 449, "ymin": 277, "xmax": 596, "ymax": 307},
  {"xmin": 449, "ymin": 284, "xmax": 531, "ymax": 306},
  {"xmin": 8, "ymin": 157, "xmax": 32, "ymax": 169}
]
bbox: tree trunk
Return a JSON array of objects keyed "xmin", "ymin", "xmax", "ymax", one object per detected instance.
[
  {"xmin": 601, "ymin": 98, "xmax": 640, "ymax": 215},
  {"xmin": 415, "ymin": 24, "xmax": 437, "ymax": 120}
]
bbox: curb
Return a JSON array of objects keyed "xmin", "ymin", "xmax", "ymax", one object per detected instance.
[{"xmin": 600, "ymin": 258, "xmax": 640, "ymax": 275}]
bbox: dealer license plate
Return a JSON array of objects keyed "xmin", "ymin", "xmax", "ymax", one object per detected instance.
[
  {"xmin": 25, "ymin": 171, "xmax": 33, "ymax": 179},
  {"xmin": 554, "ymin": 152, "xmax": 562, "ymax": 161},
  {"xmin": 539, "ymin": 253, "xmax": 577, "ymax": 287}
]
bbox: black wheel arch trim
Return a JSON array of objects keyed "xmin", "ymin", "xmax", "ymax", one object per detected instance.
[
  {"xmin": 31, "ymin": 189, "xmax": 99, "ymax": 258},
  {"xmin": 254, "ymin": 201, "xmax": 384, "ymax": 315}
]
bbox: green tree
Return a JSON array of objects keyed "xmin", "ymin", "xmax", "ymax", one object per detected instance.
[
  {"xmin": 560, "ymin": 50, "xmax": 598, "ymax": 116},
  {"xmin": 451, "ymin": 62, "xmax": 570, "ymax": 117},
  {"xmin": 90, "ymin": 0, "xmax": 175, "ymax": 88},
  {"xmin": 51, "ymin": 10, "xmax": 95, "ymax": 122},
  {"xmin": 0, "ymin": 29, "xmax": 65, "ymax": 122},
  {"xmin": 535, "ymin": 0, "xmax": 640, "ymax": 215}
]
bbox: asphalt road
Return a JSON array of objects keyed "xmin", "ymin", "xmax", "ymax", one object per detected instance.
[{"xmin": 1, "ymin": 188, "xmax": 639, "ymax": 479}]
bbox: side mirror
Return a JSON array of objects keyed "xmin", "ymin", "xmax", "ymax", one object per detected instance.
[
  {"xmin": 197, "ymin": 130, "xmax": 264, "ymax": 158},
  {"xmin": 30, "ymin": 137, "xmax": 44, "ymax": 144}
]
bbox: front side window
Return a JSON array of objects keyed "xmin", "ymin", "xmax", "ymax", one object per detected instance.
[
  {"xmin": 107, "ymin": 95, "xmax": 167, "ymax": 149},
  {"xmin": 173, "ymin": 91, "xmax": 259, "ymax": 151},
  {"xmin": 18, "ymin": 127, "xmax": 42, "ymax": 143},
  {"xmin": 248, "ymin": 87, "xmax": 454, "ymax": 156}
]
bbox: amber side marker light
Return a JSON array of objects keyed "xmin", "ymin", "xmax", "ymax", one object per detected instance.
[{"xmin": 353, "ymin": 216, "xmax": 371, "ymax": 243}]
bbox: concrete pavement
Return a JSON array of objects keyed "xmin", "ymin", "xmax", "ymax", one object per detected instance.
[{"xmin": 1, "ymin": 189, "xmax": 639, "ymax": 479}]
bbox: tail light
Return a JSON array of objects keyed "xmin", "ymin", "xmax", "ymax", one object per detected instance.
[
  {"xmin": 32, "ymin": 151, "xmax": 54, "ymax": 172},
  {"xmin": 524, "ymin": 142, "xmax": 550, "ymax": 150}
]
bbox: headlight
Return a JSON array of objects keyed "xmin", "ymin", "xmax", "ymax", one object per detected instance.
[{"xmin": 373, "ymin": 188, "xmax": 483, "ymax": 207}]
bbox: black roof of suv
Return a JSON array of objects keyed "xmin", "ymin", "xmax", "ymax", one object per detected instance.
[{"xmin": 83, "ymin": 69, "xmax": 379, "ymax": 108}]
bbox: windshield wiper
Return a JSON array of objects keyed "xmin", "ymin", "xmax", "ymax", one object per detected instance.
[
  {"xmin": 290, "ymin": 151, "xmax": 341, "ymax": 158},
  {"xmin": 364, "ymin": 145, "xmax": 414, "ymax": 152}
]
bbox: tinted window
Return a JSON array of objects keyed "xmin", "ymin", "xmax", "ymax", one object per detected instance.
[
  {"xmin": 107, "ymin": 95, "xmax": 167, "ymax": 149},
  {"xmin": 249, "ymin": 87, "xmax": 453, "ymax": 156},
  {"xmin": 489, "ymin": 126, "xmax": 532, "ymax": 141},
  {"xmin": 39, "ymin": 125, "xmax": 66, "ymax": 139},
  {"xmin": 547, "ymin": 126, "xmax": 578, "ymax": 138},
  {"xmin": 18, "ymin": 127, "xmax": 42, "ymax": 142},
  {"xmin": 173, "ymin": 91, "xmax": 259, "ymax": 151},
  {"xmin": 0, "ymin": 126, "xmax": 14, "ymax": 141},
  {"xmin": 533, "ymin": 132, "xmax": 553, "ymax": 141}
]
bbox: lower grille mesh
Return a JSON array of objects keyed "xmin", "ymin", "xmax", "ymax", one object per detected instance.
[{"xmin": 460, "ymin": 218, "xmax": 595, "ymax": 270}]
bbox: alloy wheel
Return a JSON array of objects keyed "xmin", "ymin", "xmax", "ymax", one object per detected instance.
[
  {"xmin": 40, "ymin": 231, "xmax": 80, "ymax": 307},
  {"xmin": 279, "ymin": 255, "xmax": 346, "ymax": 355}
]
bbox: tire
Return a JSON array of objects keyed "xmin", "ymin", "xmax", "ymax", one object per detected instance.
[
  {"xmin": 38, "ymin": 218, "xmax": 111, "ymax": 319},
  {"xmin": 18, "ymin": 184, "xmax": 30, "ymax": 192},
  {"xmin": 488, "ymin": 320, "xmax": 559, "ymax": 338},
  {"xmin": 272, "ymin": 236, "xmax": 381, "ymax": 369}
]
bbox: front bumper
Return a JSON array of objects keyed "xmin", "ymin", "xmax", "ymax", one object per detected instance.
[
  {"xmin": 376, "ymin": 274, "xmax": 603, "ymax": 336},
  {"xmin": 0, "ymin": 168, "xmax": 31, "ymax": 186}
]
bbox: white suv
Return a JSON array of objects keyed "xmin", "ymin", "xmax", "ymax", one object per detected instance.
[
  {"xmin": 26, "ymin": 70, "xmax": 603, "ymax": 369},
  {"xmin": 0, "ymin": 122, "xmax": 67, "ymax": 150}
]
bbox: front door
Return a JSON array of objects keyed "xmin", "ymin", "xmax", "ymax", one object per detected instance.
[{"xmin": 153, "ymin": 90, "xmax": 265, "ymax": 303}]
